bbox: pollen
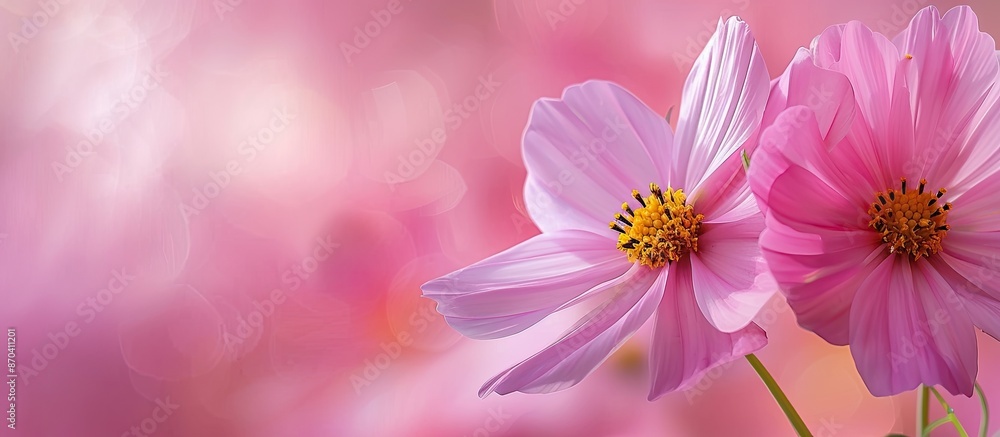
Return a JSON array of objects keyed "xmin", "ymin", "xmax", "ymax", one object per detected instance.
[
  {"xmin": 868, "ymin": 178, "xmax": 951, "ymax": 260},
  {"xmin": 610, "ymin": 183, "xmax": 704, "ymax": 269}
]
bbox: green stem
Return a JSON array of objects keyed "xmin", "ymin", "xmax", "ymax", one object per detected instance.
[
  {"xmin": 975, "ymin": 383, "xmax": 989, "ymax": 437},
  {"xmin": 923, "ymin": 386, "xmax": 969, "ymax": 437},
  {"xmin": 924, "ymin": 417, "xmax": 955, "ymax": 437},
  {"xmin": 919, "ymin": 385, "xmax": 931, "ymax": 433},
  {"xmin": 745, "ymin": 354, "xmax": 813, "ymax": 437}
]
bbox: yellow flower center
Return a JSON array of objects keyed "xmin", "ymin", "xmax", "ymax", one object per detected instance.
[
  {"xmin": 868, "ymin": 178, "xmax": 951, "ymax": 260},
  {"xmin": 610, "ymin": 183, "xmax": 704, "ymax": 269}
]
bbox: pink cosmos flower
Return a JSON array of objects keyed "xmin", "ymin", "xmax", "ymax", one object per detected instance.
[
  {"xmin": 749, "ymin": 5, "xmax": 1000, "ymax": 396},
  {"xmin": 422, "ymin": 17, "xmax": 774, "ymax": 400}
]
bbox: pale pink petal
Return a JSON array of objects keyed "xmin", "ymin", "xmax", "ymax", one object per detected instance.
[
  {"xmin": 690, "ymin": 214, "xmax": 776, "ymax": 332},
  {"xmin": 674, "ymin": 17, "xmax": 769, "ymax": 206},
  {"xmin": 938, "ymin": 93, "xmax": 1000, "ymax": 198},
  {"xmin": 648, "ymin": 260, "xmax": 767, "ymax": 399},
  {"xmin": 422, "ymin": 229, "xmax": 631, "ymax": 340},
  {"xmin": 479, "ymin": 264, "xmax": 663, "ymax": 396},
  {"xmin": 750, "ymin": 107, "xmax": 875, "ymax": 232},
  {"xmin": 817, "ymin": 21, "xmax": 906, "ymax": 186},
  {"xmin": 942, "ymin": 84, "xmax": 1000, "ymax": 225},
  {"xmin": 761, "ymin": 215, "xmax": 886, "ymax": 345},
  {"xmin": 809, "ymin": 24, "xmax": 846, "ymax": 69},
  {"xmin": 849, "ymin": 256, "xmax": 977, "ymax": 397},
  {"xmin": 751, "ymin": 107, "xmax": 892, "ymax": 344},
  {"xmin": 932, "ymin": 258, "xmax": 1000, "ymax": 342},
  {"xmin": 762, "ymin": 48, "xmax": 857, "ymax": 147},
  {"xmin": 939, "ymin": 231, "xmax": 1000, "ymax": 299},
  {"xmin": 701, "ymin": 188, "xmax": 758, "ymax": 225},
  {"xmin": 523, "ymin": 81, "xmax": 674, "ymax": 236},
  {"xmin": 953, "ymin": 290, "xmax": 1000, "ymax": 342},
  {"xmin": 894, "ymin": 6, "xmax": 999, "ymax": 184},
  {"xmin": 834, "ymin": 21, "xmax": 900, "ymax": 138}
]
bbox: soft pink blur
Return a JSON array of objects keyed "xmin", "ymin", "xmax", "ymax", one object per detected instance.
[{"xmin": 1, "ymin": 1, "xmax": 999, "ymax": 436}]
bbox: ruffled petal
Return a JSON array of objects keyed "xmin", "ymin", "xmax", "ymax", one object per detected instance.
[
  {"xmin": 946, "ymin": 153, "xmax": 1000, "ymax": 232},
  {"xmin": 810, "ymin": 24, "xmax": 847, "ymax": 68},
  {"xmin": 939, "ymin": 231, "xmax": 1000, "ymax": 299},
  {"xmin": 932, "ymin": 257, "xmax": 1000, "ymax": 342},
  {"xmin": 751, "ymin": 107, "xmax": 899, "ymax": 344},
  {"xmin": 422, "ymin": 229, "xmax": 631, "ymax": 340},
  {"xmin": 761, "ymin": 214, "xmax": 886, "ymax": 345},
  {"xmin": 814, "ymin": 21, "xmax": 906, "ymax": 187},
  {"xmin": 894, "ymin": 6, "xmax": 999, "ymax": 185},
  {"xmin": 523, "ymin": 81, "xmax": 674, "ymax": 236},
  {"xmin": 674, "ymin": 16, "xmax": 769, "ymax": 212},
  {"xmin": 751, "ymin": 107, "xmax": 875, "ymax": 233},
  {"xmin": 479, "ymin": 264, "xmax": 663, "ymax": 396},
  {"xmin": 690, "ymin": 214, "xmax": 776, "ymax": 332},
  {"xmin": 762, "ymin": 48, "xmax": 858, "ymax": 147},
  {"xmin": 849, "ymin": 256, "xmax": 977, "ymax": 397},
  {"xmin": 835, "ymin": 21, "xmax": 900, "ymax": 138},
  {"xmin": 648, "ymin": 260, "xmax": 767, "ymax": 399}
]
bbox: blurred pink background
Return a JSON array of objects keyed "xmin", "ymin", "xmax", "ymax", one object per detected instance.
[{"xmin": 2, "ymin": 0, "xmax": 999, "ymax": 436}]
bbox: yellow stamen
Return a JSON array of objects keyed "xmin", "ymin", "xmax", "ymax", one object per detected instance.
[
  {"xmin": 868, "ymin": 178, "xmax": 950, "ymax": 260},
  {"xmin": 610, "ymin": 183, "xmax": 703, "ymax": 269}
]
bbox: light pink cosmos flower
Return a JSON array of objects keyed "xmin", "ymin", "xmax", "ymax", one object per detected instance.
[
  {"xmin": 422, "ymin": 17, "xmax": 774, "ymax": 400},
  {"xmin": 749, "ymin": 5, "xmax": 1000, "ymax": 396}
]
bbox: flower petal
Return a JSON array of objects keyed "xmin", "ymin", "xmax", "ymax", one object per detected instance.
[
  {"xmin": 849, "ymin": 256, "xmax": 977, "ymax": 397},
  {"xmin": 690, "ymin": 214, "xmax": 776, "ymax": 332},
  {"xmin": 523, "ymin": 80, "xmax": 674, "ymax": 236},
  {"xmin": 421, "ymin": 229, "xmax": 630, "ymax": 340},
  {"xmin": 762, "ymin": 48, "xmax": 857, "ymax": 147},
  {"xmin": 674, "ymin": 16, "xmax": 769, "ymax": 201},
  {"xmin": 751, "ymin": 107, "xmax": 875, "ymax": 233},
  {"xmin": 814, "ymin": 21, "xmax": 907, "ymax": 186},
  {"xmin": 895, "ymin": 6, "xmax": 999, "ymax": 185},
  {"xmin": 761, "ymin": 214, "xmax": 886, "ymax": 345},
  {"xmin": 751, "ymin": 108, "xmax": 893, "ymax": 345},
  {"xmin": 835, "ymin": 21, "xmax": 900, "ymax": 140},
  {"xmin": 940, "ymin": 230, "xmax": 1000, "ymax": 299},
  {"xmin": 932, "ymin": 257, "xmax": 1000, "ymax": 342},
  {"xmin": 648, "ymin": 260, "xmax": 767, "ymax": 399},
  {"xmin": 948, "ymin": 152, "xmax": 1000, "ymax": 235},
  {"xmin": 810, "ymin": 24, "xmax": 846, "ymax": 69},
  {"xmin": 479, "ymin": 264, "xmax": 663, "ymax": 396}
]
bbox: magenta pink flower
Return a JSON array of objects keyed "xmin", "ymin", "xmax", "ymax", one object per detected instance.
[
  {"xmin": 422, "ymin": 17, "xmax": 774, "ymax": 400},
  {"xmin": 749, "ymin": 5, "xmax": 1000, "ymax": 396}
]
